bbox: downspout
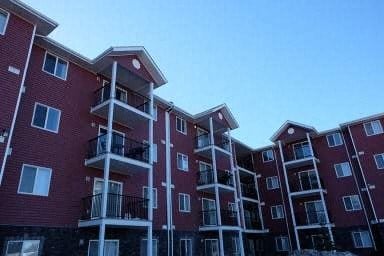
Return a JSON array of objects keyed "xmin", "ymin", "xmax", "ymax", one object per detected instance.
[{"xmin": 0, "ymin": 25, "xmax": 36, "ymax": 185}]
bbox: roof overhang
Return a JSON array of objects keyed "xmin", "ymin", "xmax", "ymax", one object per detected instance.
[
  {"xmin": 1, "ymin": 0, "xmax": 58, "ymax": 36},
  {"xmin": 340, "ymin": 112, "xmax": 384, "ymax": 128},
  {"xmin": 194, "ymin": 104, "xmax": 239, "ymax": 130},
  {"xmin": 270, "ymin": 120, "xmax": 318, "ymax": 142}
]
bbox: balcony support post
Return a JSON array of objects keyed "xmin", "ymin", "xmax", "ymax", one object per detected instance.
[
  {"xmin": 306, "ymin": 133, "xmax": 334, "ymax": 245},
  {"xmin": 278, "ymin": 140, "xmax": 300, "ymax": 251},
  {"xmin": 98, "ymin": 60, "xmax": 117, "ymax": 256},
  {"xmin": 227, "ymin": 129, "xmax": 245, "ymax": 256},
  {"xmin": 147, "ymin": 82, "xmax": 154, "ymax": 256}
]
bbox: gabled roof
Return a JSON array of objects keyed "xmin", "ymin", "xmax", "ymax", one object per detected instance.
[
  {"xmin": 194, "ymin": 103, "xmax": 239, "ymax": 130},
  {"xmin": 270, "ymin": 120, "xmax": 318, "ymax": 142}
]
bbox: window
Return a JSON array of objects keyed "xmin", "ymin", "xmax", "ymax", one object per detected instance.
[
  {"xmin": 327, "ymin": 132, "xmax": 343, "ymax": 147},
  {"xmin": 153, "ymin": 144, "xmax": 158, "ymax": 163},
  {"xmin": 364, "ymin": 120, "xmax": 383, "ymax": 136},
  {"xmin": 352, "ymin": 231, "xmax": 372, "ymax": 248},
  {"xmin": 143, "ymin": 187, "xmax": 157, "ymax": 209},
  {"xmin": 0, "ymin": 9, "xmax": 9, "ymax": 35},
  {"xmin": 228, "ymin": 202, "xmax": 237, "ymax": 217},
  {"xmin": 266, "ymin": 176, "xmax": 279, "ymax": 190},
  {"xmin": 5, "ymin": 240, "xmax": 40, "ymax": 256},
  {"xmin": 141, "ymin": 239, "xmax": 158, "ymax": 256},
  {"xmin": 180, "ymin": 239, "xmax": 192, "ymax": 256},
  {"xmin": 177, "ymin": 153, "xmax": 189, "ymax": 171},
  {"xmin": 262, "ymin": 149, "xmax": 274, "ymax": 162},
  {"xmin": 343, "ymin": 195, "xmax": 362, "ymax": 211},
  {"xmin": 275, "ymin": 236, "xmax": 289, "ymax": 251},
  {"xmin": 293, "ymin": 141, "xmax": 312, "ymax": 159},
  {"xmin": 179, "ymin": 193, "xmax": 191, "ymax": 212},
  {"xmin": 334, "ymin": 162, "xmax": 352, "ymax": 178},
  {"xmin": 374, "ymin": 153, "xmax": 384, "ymax": 169},
  {"xmin": 176, "ymin": 116, "xmax": 187, "ymax": 134},
  {"xmin": 43, "ymin": 52, "xmax": 68, "ymax": 80},
  {"xmin": 18, "ymin": 164, "xmax": 52, "ymax": 196},
  {"xmin": 271, "ymin": 205, "xmax": 284, "ymax": 219},
  {"xmin": 88, "ymin": 240, "xmax": 119, "ymax": 256},
  {"xmin": 31, "ymin": 103, "xmax": 61, "ymax": 133}
]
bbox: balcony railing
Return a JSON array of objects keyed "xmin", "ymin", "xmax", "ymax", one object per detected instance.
[
  {"xmin": 200, "ymin": 210, "xmax": 217, "ymax": 226},
  {"xmin": 197, "ymin": 169, "xmax": 234, "ymax": 187},
  {"xmin": 200, "ymin": 210, "xmax": 238, "ymax": 227},
  {"xmin": 87, "ymin": 133, "xmax": 149, "ymax": 163},
  {"xmin": 92, "ymin": 83, "xmax": 150, "ymax": 113},
  {"xmin": 237, "ymin": 159, "xmax": 254, "ymax": 171},
  {"xmin": 244, "ymin": 215, "xmax": 262, "ymax": 230},
  {"xmin": 221, "ymin": 210, "xmax": 238, "ymax": 226},
  {"xmin": 80, "ymin": 193, "xmax": 148, "ymax": 220},
  {"xmin": 289, "ymin": 174, "xmax": 324, "ymax": 193},
  {"xmin": 195, "ymin": 134, "xmax": 230, "ymax": 151},
  {"xmin": 240, "ymin": 183, "xmax": 258, "ymax": 199},
  {"xmin": 295, "ymin": 210, "xmax": 329, "ymax": 226}
]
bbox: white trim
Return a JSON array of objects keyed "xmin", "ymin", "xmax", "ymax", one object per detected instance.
[
  {"xmin": 176, "ymin": 116, "xmax": 187, "ymax": 135},
  {"xmin": 0, "ymin": 8, "xmax": 10, "ymax": 35},
  {"xmin": 342, "ymin": 195, "xmax": 362, "ymax": 212},
  {"xmin": 262, "ymin": 149, "xmax": 274, "ymax": 162},
  {"xmin": 88, "ymin": 239, "xmax": 119, "ymax": 256},
  {"xmin": 42, "ymin": 51, "xmax": 69, "ymax": 80},
  {"xmin": 270, "ymin": 120, "xmax": 317, "ymax": 141},
  {"xmin": 143, "ymin": 186, "xmax": 157, "ymax": 209},
  {"xmin": 292, "ymin": 140, "xmax": 311, "ymax": 160},
  {"xmin": 31, "ymin": 102, "xmax": 62, "ymax": 133},
  {"xmin": 5, "ymin": 240, "xmax": 40, "ymax": 255},
  {"xmin": 17, "ymin": 164, "xmax": 52, "ymax": 197},
  {"xmin": 363, "ymin": 120, "xmax": 384, "ymax": 136},
  {"xmin": 275, "ymin": 236, "xmax": 289, "ymax": 252},
  {"xmin": 334, "ymin": 162, "xmax": 352, "ymax": 178},
  {"xmin": 266, "ymin": 176, "xmax": 279, "ymax": 190},
  {"xmin": 178, "ymin": 193, "xmax": 191, "ymax": 213},
  {"xmin": 352, "ymin": 231, "xmax": 373, "ymax": 248},
  {"xmin": 141, "ymin": 238, "xmax": 159, "ymax": 256},
  {"xmin": 179, "ymin": 238, "xmax": 192, "ymax": 256},
  {"xmin": 270, "ymin": 205, "xmax": 284, "ymax": 219},
  {"xmin": 326, "ymin": 132, "xmax": 343, "ymax": 147},
  {"xmin": 373, "ymin": 153, "xmax": 384, "ymax": 170},
  {"xmin": 176, "ymin": 152, "xmax": 189, "ymax": 171}
]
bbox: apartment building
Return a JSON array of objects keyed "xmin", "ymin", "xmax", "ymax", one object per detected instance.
[{"xmin": 0, "ymin": 1, "xmax": 383, "ymax": 256}]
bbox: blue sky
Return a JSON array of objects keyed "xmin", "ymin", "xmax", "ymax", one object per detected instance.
[{"xmin": 25, "ymin": 0, "xmax": 384, "ymax": 148}]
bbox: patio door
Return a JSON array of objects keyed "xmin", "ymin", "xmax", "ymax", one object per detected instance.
[
  {"xmin": 305, "ymin": 201, "xmax": 326, "ymax": 224},
  {"xmin": 205, "ymin": 239, "xmax": 219, "ymax": 256},
  {"xmin": 92, "ymin": 179, "xmax": 123, "ymax": 218},
  {"xmin": 202, "ymin": 198, "xmax": 217, "ymax": 226},
  {"xmin": 299, "ymin": 170, "xmax": 318, "ymax": 190},
  {"xmin": 101, "ymin": 80, "xmax": 127, "ymax": 104},
  {"xmin": 197, "ymin": 128, "xmax": 210, "ymax": 148},
  {"xmin": 98, "ymin": 127, "xmax": 125, "ymax": 155},
  {"xmin": 199, "ymin": 162, "xmax": 212, "ymax": 185}
]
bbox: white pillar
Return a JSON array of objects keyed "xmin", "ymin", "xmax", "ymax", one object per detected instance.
[
  {"xmin": 227, "ymin": 129, "xmax": 245, "ymax": 256},
  {"xmin": 98, "ymin": 61, "xmax": 117, "ymax": 256},
  {"xmin": 147, "ymin": 82, "xmax": 154, "ymax": 256}
]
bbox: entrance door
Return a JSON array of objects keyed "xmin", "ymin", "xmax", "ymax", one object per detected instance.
[
  {"xmin": 202, "ymin": 198, "xmax": 217, "ymax": 226},
  {"xmin": 92, "ymin": 179, "xmax": 123, "ymax": 218},
  {"xmin": 305, "ymin": 201, "xmax": 326, "ymax": 224},
  {"xmin": 205, "ymin": 239, "xmax": 219, "ymax": 256}
]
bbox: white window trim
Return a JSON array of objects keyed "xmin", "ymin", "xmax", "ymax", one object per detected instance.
[
  {"xmin": 275, "ymin": 236, "xmax": 289, "ymax": 251},
  {"xmin": 141, "ymin": 238, "xmax": 159, "ymax": 256},
  {"xmin": 179, "ymin": 193, "xmax": 191, "ymax": 213},
  {"xmin": 352, "ymin": 231, "xmax": 373, "ymax": 248},
  {"xmin": 88, "ymin": 239, "xmax": 119, "ymax": 256},
  {"xmin": 334, "ymin": 162, "xmax": 352, "ymax": 178},
  {"xmin": 143, "ymin": 186, "xmax": 158, "ymax": 209},
  {"xmin": 271, "ymin": 205, "xmax": 284, "ymax": 219},
  {"xmin": 293, "ymin": 141, "xmax": 311, "ymax": 160},
  {"xmin": 176, "ymin": 116, "xmax": 187, "ymax": 135},
  {"xmin": 6, "ymin": 240, "xmax": 40, "ymax": 255},
  {"xmin": 326, "ymin": 132, "xmax": 343, "ymax": 147},
  {"xmin": 364, "ymin": 120, "xmax": 384, "ymax": 136},
  {"xmin": 42, "ymin": 51, "xmax": 69, "ymax": 80},
  {"xmin": 17, "ymin": 164, "xmax": 52, "ymax": 197},
  {"xmin": 262, "ymin": 149, "xmax": 274, "ymax": 162},
  {"xmin": 180, "ymin": 239, "xmax": 192, "ymax": 256},
  {"xmin": 31, "ymin": 102, "xmax": 62, "ymax": 133},
  {"xmin": 266, "ymin": 176, "xmax": 279, "ymax": 190},
  {"xmin": 177, "ymin": 152, "xmax": 189, "ymax": 171},
  {"xmin": 343, "ymin": 195, "xmax": 362, "ymax": 212},
  {"xmin": 374, "ymin": 153, "xmax": 384, "ymax": 170},
  {"xmin": 0, "ymin": 8, "xmax": 10, "ymax": 36}
]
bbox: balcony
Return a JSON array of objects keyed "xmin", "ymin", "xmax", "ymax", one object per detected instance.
[
  {"xmin": 237, "ymin": 158, "xmax": 254, "ymax": 172},
  {"xmin": 295, "ymin": 210, "xmax": 331, "ymax": 229},
  {"xmin": 90, "ymin": 83, "xmax": 152, "ymax": 127},
  {"xmin": 197, "ymin": 169, "xmax": 235, "ymax": 193},
  {"xmin": 199, "ymin": 210, "xmax": 238, "ymax": 231},
  {"xmin": 84, "ymin": 133, "xmax": 151, "ymax": 174},
  {"xmin": 240, "ymin": 183, "xmax": 258, "ymax": 201},
  {"xmin": 244, "ymin": 215, "xmax": 263, "ymax": 231},
  {"xmin": 289, "ymin": 172, "xmax": 326, "ymax": 197},
  {"xmin": 79, "ymin": 193, "xmax": 149, "ymax": 227},
  {"xmin": 194, "ymin": 134, "xmax": 231, "ymax": 159},
  {"xmin": 284, "ymin": 141, "xmax": 319, "ymax": 169}
]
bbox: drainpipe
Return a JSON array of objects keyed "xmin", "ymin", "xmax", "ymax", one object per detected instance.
[{"xmin": 0, "ymin": 25, "xmax": 36, "ymax": 185}]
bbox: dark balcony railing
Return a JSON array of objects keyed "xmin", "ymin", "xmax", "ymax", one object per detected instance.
[
  {"xmin": 92, "ymin": 83, "xmax": 150, "ymax": 114},
  {"xmin": 221, "ymin": 210, "xmax": 238, "ymax": 226},
  {"xmin": 81, "ymin": 193, "xmax": 148, "ymax": 220},
  {"xmin": 240, "ymin": 183, "xmax": 258, "ymax": 199},
  {"xmin": 237, "ymin": 159, "xmax": 254, "ymax": 171},
  {"xmin": 200, "ymin": 210, "xmax": 218, "ymax": 226},
  {"xmin": 197, "ymin": 169, "xmax": 234, "ymax": 187},
  {"xmin": 194, "ymin": 134, "xmax": 230, "ymax": 151},
  {"xmin": 289, "ymin": 174, "xmax": 324, "ymax": 193},
  {"xmin": 295, "ymin": 210, "xmax": 329, "ymax": 226},
  {"xmin": 87, "ymin": 133, "xmax": 149, "ymax": 163},
  {"xmin": 200, "ymin": 210, "xmax": 238, "ymax": 227},
  {"xmin": 244, "ymin": 215, "xmax": 262, "ymax": 230}
]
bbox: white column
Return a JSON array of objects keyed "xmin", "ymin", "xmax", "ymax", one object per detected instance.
[
  {"xmin": 278, "ymin": 140, "xmax": 300, "ymax": 251},
  {"xmin": 98, "ymin": 61, "xmax": 117, "ymax": 256},
  {"xmin": 147, "ymin": 82, "xmax": 154, "ymax": 256},
  {"xmin": 227, "ymin": 129, "xmax": 244, "ymax": 256}
]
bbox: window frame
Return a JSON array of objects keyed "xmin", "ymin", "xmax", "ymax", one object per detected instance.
[
  {"xmin": 275, "ymin": 236, "xmax": 289, "ymax": 252},
  {"xmin": 141, "ymin": 238, "xmax": 158, "ymax": 256},
  {"xmin": 179, "ymin": 239, "xmax": 192, "ymax": 256},
  {"xmin": 271, "ymin": 205, "xmax": 284, "ymax": 219},
  {"xmin": 143, "ymin": 186, "xmax": 158, "ymax": 209},
  {"xmin": 334, "ymin": 162, "xmax": 352, "ymax": 178},
  {"xmin": 0, "ymin": 8, "xmax": 10, "ymax": 36},
  {"xmin": 343, "ymin": 195, "xmax": 362, "ymax": 212},
  {"xmin": 42, "ymin": 51, "xmax": 69, "ymax": 80},
  {"xmin": 176, "ymin": 116, "xmax": 187, "ymax": 135},
  {"xmin": 31, "ymin": 102, "xmax": 62, "ymax": 133},
  {"xmin": 179, "ymin": 193, "xmax": 191, "ymax": 213},
  {"xmin": 364, "ymin": 120, "xmax": 383, "ymax": 136},
  {"xmin": 266, "ymin": 176, "xmax": 279, "ymax": 190},
  {"xmin": 352, "ymin": 231, "xmax": 373, "ymax": 248},
  {"xmin": 374, "ymin": 153, "xmax": 384, "ymax": 170},
  {"xmin": 326, "ymin": 132, "xmax": 343, "ymax": 147},
  {"xmin": 177, "ymin": 152, "xmax": 189, "ymax": 171},
  {"xmin": 88, "ymin": 239, "xmax": 119, "ymax": 256},
  {"xmin": 262, "ymin": 149, "xmax": 274, "ymax": 162},
  {"xmin": 17, "ymin": 164, "xmax": 52, "ymax": 197},
  {"xmin": 5, "ymin": 240, "xmax": 40, "ymax": 256}
]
